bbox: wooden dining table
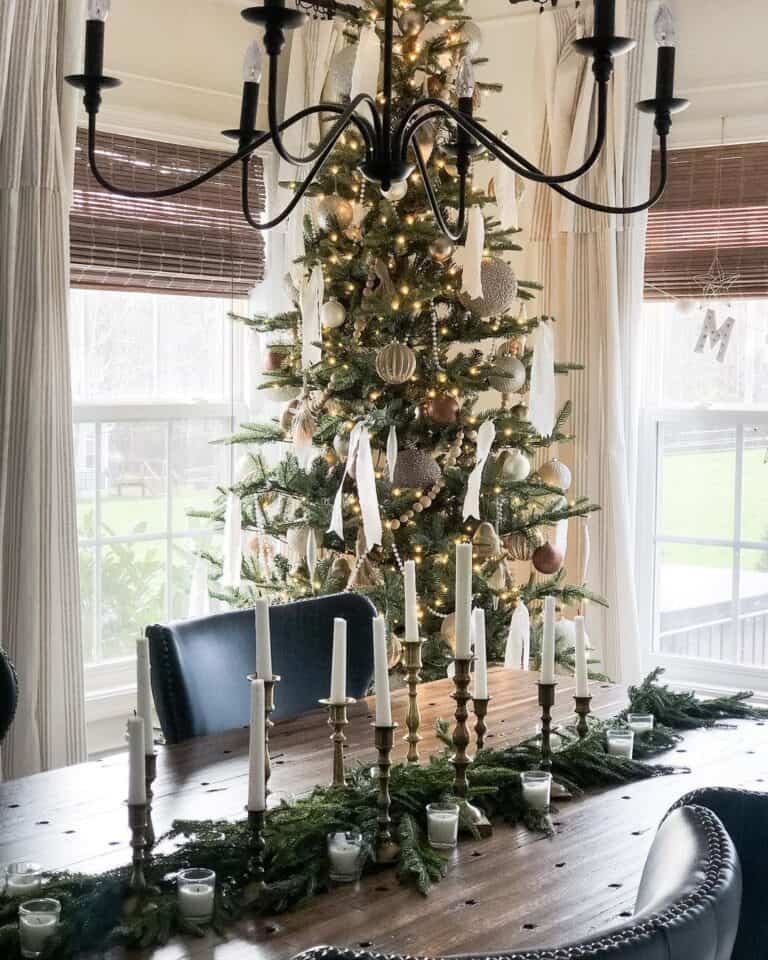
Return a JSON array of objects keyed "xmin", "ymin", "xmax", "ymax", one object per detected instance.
[{"xmin": 1, "ymin": 667, "xmax": 766, "ymax": 959}]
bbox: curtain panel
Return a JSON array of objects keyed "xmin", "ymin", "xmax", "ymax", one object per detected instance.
[{"xmin": 0, "ymin": 0, "xmax": 87, "ymax": 778}]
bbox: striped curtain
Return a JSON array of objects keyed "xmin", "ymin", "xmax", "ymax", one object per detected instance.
[
  {"xmin": 0, "ymin": 0, "xmax": 87, "ymax": 777},
  {"xmin": 528, "ymin": 0, "xmax": 657, "ymax": 682}
]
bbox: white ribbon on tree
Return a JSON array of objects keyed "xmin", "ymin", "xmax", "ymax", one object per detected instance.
[
  {"xmin": 299, "ymin": 264, "xmax": 324, "ymax": 370},
  {"xmin": 504, "ymin": 600, "xmax": 530, "ymax": 670},
  {"xmin": 461, "ymin": 206, "xmax": 485, "ymax": 301},
  {"xmin": 221, "ymin": 491, "xmax": 242, "ymax": 589},
  {"xmin": 386, "ymin": 425, "xmax": 398, "ymax": 484},
  {"xmin": 555, "ymin": 517, "xmax": 569, "ymax": 557},
  {"xmin": 328, "ymin": 423, "xmax": 382, "ymax": 552},
  {"xmin": 306, "ymin": 527, "xmax": 318, "ymax": 581},
  {"xmin": 494, "ymin": 150, "xmax": 519, "ymax": 231},
  {"xmin": 188, "ymin": 556, "xmax": 212, "ymax": 618},
  {"xmin": 528, "ymin": 318, "xmax": 556, "ymax": 437},
  {"xmin": 351, "ymin": 24, "xmax": 381, "ymax": 103},
  {"xmin": 580, "ymin": 515, "xmax": 591, "ymax": 586},
  {"xmin": 463, "ymin": 419, "xmax": 496, "ymax": 521}
]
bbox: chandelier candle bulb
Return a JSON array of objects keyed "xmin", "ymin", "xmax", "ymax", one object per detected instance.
[
  {"xmin": 136, "ymin": 636, "xmax": 155, "ymax": 756},
  {"xmin": 373, "ymin": 616, "xmax": 392, "ymax": 727},
  {"xmin": 255, "ymin": 599, "xmax": 273, "ymax": 680},
  {"xmin": 574, "ymin": 615, "xmax": 589, "ymax": 698},
  {"xmin": 404, "ymin": 560, "xmax": 418, "ymax": 642},
  {"xmin": 248, "ymin": 679, "xmax": 266, "ymax": 813},
  {"xmin": 330, "ymin": 618, "xmax": 347, "ymax": 704},
  {"xmin": 127, "ymin": 715, "xmax": 146, "ymax": 806},
  {"xmin": 540, "ymin": 596, "xmax": 556, "ymax": 685},
  {"xmin": 454, "ymin": 543, "xmax": 473, "ymax": 659},
  {"xmin": 472, "ymin": 607, "xmax": 488, "ymax": 700}
]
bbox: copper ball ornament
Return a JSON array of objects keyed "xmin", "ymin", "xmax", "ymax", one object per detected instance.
[
  {"xmin": 426, "ymin": 392, "xmax": 460, "ymax": 425},
  {"xmin": 262, "ymin": 347, "xmax": 287, "ymax": 372},
  {"xmin": 392, "ymin": 448, "xmax": 441, "ymax": 489},
  {"xmin": 429, "ymin": 237, "xmax": 454, "ymax": 262},
  {"xmin": 531, "ymin": 541, "xmax": 564, "ymax": 575},
  {"xmin": 376, "ymin": 341, "xmax": 417, "ymax": 384}
]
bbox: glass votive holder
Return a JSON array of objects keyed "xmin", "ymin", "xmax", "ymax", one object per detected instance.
[
  {"xmin": 327, "ymin": 831, "xmax": 365, "ymax": 882},
  {"xmin": 426, "ymin": 801, "xmax": 460, "ymax": 850},
  {"xmin": 607, "ymin": 728, "xmax": 635, "ymax": 758},
  {"xmin": 6, "ymin": 862, "xmax": 43, "ymax": 899},
  {"xmin": 627, "ymin": 713, "xmax": 655, "ymax": 734},
  {"xmin": 177, "ymin": 868, "xmax": 216, "ymax": 924},
  {"xmin": 18, "ymin": 898, "xmax": 61, "ymax": 959},
  {"xmin": 521, "ymin": 770, "xmax": 552, "ymax": 811}
]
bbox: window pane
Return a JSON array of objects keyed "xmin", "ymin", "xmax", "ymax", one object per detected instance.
[
  {"xmin": 738, "ymin": 549, "xmax": 768, "ymax": 668},
  {"xmin": 742, "ymin": 428, "xmax": 768, "ymax": 543},
  {"xmin": 659, "ymin": 424, "xmax": 735, "ymax": 540},
  {"xmin": 170, "ymin": 418, "xmax": 229, "ymax": 532},
  {"xmin": 156, "ymin": 298, "xmax": 228, "ymax": 400},
  {"xmin": 100, "ymin": 540, "xmax": 166, "ymax": 660},
  {"xmin": 169, "ymin": 534, "xmax": 222, "ymax": 621},
  {"xmin": 657, "ymin": 543, "xmax": 735, "ymax": 661},
  {"xmin": 100, "ymin": 422, "xmax": 167, "ymax": 536},
  {"xmin": 74, "ymin": 422, "xmax": 97, "ymax": 538},
  {"xmin": 79, "ymin": 546, "xmax": 97, "ymax": 665}
]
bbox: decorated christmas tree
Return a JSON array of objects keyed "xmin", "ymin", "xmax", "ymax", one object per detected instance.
[{"xmin": 198, "ymin": 0, "xmax": 604, "ymax": 679}]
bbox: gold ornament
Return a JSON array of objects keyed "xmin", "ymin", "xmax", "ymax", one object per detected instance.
[
  {"xmin": 537, "ymin": 459, "xmax": 573, "ymax": 491},
  {"xmin": 440, "ymin": 612, "xmax": 456, "ymax": 653},
  {"xmin": 279, "ymin": 397, "xmax": 301, "ymax": 433},
  {"xmin": 348, "ymin": 556, "xmax": 381, "ymax": 588},
  {"xmin": 426, "ymin": 74, "xmax": 448, "ymax": 99},
  {"xmin": 503, "ymin": 529, "xmax": 543, "ymax": 561},
  {"xmin": 392, "ymin": 448, "xmax": 441, "ymax": 489},
  {"xmin": 429, "ymin": 237, "xmax": 454, "ymax": 262},
  {"xmin": 398, "ymin": 9, "xmax": 425, "ymax": 35},
  {"xmin": 317, "ymin": 196, "xmax": 354, "ymax": 232},
  {"xmin": 511, "ymin": 400, "xmax": 529, "ymax": 421},
  {"xmin": 328, "ymin": 555, "xmax": 352, "ymax": 585},
  {"xmin": 321, "ymin": 299, "xmax": 346, "ymax": 329},
  {"xmin": 488, "ymin": 353, "xmax": 526, "ymax": 394},
  {"xmin": 460, "ymin": 256, "xmax": 518, "ymax": 318},
  {"xmin": 376, "ymin": 341, "xmax": 417, "ymax": 384},
  {"xmin": 472, "ymin": 521, "xmax": 501, "ymax": 560},
  {"xmin": 532, "ymin": 542, "xmax": 564, "ymax": 575}
]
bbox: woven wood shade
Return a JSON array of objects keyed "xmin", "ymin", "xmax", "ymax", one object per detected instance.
[
  {"xmin": 644, "ymin": 142, "xmax": 768, "ymax": 301},
  {"xmin": 71, "ymin": 130, "xmax": 266, "ymax": 297}
]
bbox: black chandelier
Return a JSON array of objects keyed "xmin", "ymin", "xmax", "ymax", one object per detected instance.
[{"xmin": 67, "ymin": 0, "xmax": 689, "ymax": 242}]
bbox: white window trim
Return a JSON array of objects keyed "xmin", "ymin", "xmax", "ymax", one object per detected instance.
[{"xmin": 637, "ymin": 405, "xmax": 768, "ymax": 694}]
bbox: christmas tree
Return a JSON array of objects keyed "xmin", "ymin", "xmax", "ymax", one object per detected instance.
[{"xmin": 197, "ymin": 0, "xmax": 604, "ymax": 679}]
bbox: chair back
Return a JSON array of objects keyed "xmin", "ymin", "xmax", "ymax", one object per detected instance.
[
  {"xmin": 147, "ymin": 593, "xmax": 376, "ymax": 743},
  {"xmin": 0, "ymin": 647, "xmax": 19, "ymax": 743}
]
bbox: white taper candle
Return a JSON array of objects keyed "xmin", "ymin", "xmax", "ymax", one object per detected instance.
[
  {"xmin": 127, "ymin": 716, "xmax": 147, "ymax": 805},
  {"xmin": 472, "ymin": 608, "xmax": 488, "ymax": 699},
  {"xmin": 254, "ymin": 599, "xmax": 273, "ymax": 680},
  {"xmin": 372, "ymin": 616, "xmax": 392, "ymax": 726},
  {"xmin": 330, "ymin": 617, "xmax": 347, "ymax": 703},
  {"xmin": 248, "ymin": 678, "xmax": 266, "ymax": 812},
  {"xmin": 541, "ymin": 596, "xmax": 556, "ymax": 684},
  {"xmin": 404, "ymin": 560, "xmax": 418, "ymax": 642},
  {"xmin": 136, "ymin": 635, "xmax": 155, "ymax": 755},
  {"xmin": 574, "ymin": 615, "xmax": 589, "ymax": 698},
  {"xmin": 454, "ymin": 543, "xmax": 473, "ymax": 659}
]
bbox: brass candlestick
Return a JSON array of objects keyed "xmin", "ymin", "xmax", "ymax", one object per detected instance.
[
  {"xmin": 402, "ymin": 638, "xmax": 424, "ymax": 764},
  {"xmin": 472, "ymin": 697, "xmax": 491, "ymax": 750},
  {"xmin": 574, "ymin": 694, "xmax": 592, "ymax": 739},
  {"xmin": 538, "ymin": 682, "xmax": 557, "ymax": 771},
  {"xmin": 373, "ymin": 722, "xmax": 399, "ymax": 864},
  {"xmin": 144, "ymin": 752, "xmax": 157, "ymax": 849},
  {"xmin": 318, "ymin": 697, "xmax": 356, "ymax": 787},
  {"xmin": 128, "ymin": 803, "xmax": 148, "ymax": 892},
  {"xmin": 247, "ymin": 809, "xmax": 266, "ymax": 887},
  {"xmin": 249, "ymin": 674, "xmax": 281, "ymax": 795},
  {"xmin": 450, "ymin": 657, "xmax": 474, "ymax": 798}
]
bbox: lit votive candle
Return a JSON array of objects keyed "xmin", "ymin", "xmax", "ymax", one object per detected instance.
[
  {"xmin": 426, "ymin": 802, "xmax": 460, "ymax": 850},
  {"xmin": 177, "ymin": 868, "xmax": 216, "ymax": 924},
  {"xmin": 627, "ymin": 713, "xmax": 654, "ymax": 734},
  {"xmin": 18, "ymin": 899, "xmax": 61, "ymax": 959},
  {"xmin": 521, "ymin": 771, "xmax": 552, "ymax": 811},
  {"xmin": 327, "ymin": 831, "xmax": 365, "ymax": 882},
  {"xmin": 6, "ymin": 862, "xmax": 43, "ymax": 899},
  {"xmin": 607, "ymin": 728, "xmax": 635, "ymax": 758}
]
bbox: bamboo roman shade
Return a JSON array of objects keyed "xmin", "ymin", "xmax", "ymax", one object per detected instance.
[
  {"xmin": 71, "ymin": 130, "xmax": 266, "ymax": 296},
  {"xmin": 644, "ymin": 142, "xmax": 768, "ymax": 300}
]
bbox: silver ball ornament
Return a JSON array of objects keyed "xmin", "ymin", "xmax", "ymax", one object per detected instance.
[
  {"xmin": 488, "ymin": 354, "xmax": 526, "ymax": 393},
  {"xmin": 461, "ymin": 256, "xmax": 518, "ymax": 318},
  {"xmin": 321, "ymin": 299, "xmax": 346, "ymax": 329}
]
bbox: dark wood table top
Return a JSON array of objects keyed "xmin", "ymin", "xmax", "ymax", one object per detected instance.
[{"xmin": 1, "ymin": 668, "xmax": 766, "ymax": 959}]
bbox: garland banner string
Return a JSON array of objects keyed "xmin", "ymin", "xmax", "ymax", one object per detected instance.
[{"xmin": 1, "ymin": 670, "xmax": 766, "ymax": 959}]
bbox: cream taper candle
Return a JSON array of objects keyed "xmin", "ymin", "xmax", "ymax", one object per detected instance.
[
  {"xmin": 248, "ymin": 678, "xmax": 266, "ymax": 812},
  {"xmin": 574, "ymin": 615, "xmax": 589, "ymax": 698},
  {"xmin": 373, "ymin": 616, "xmax": 392, "ymax": 726},
  {"xmin": 254, "ymin": 598, "xmax": 273, "ymax": 680},
  {"xmin": 127, "ymin": 716, "xmax": 146, "ymax": 805},
  {"xmin": 472, "ymin": 608, "xmax": 488, "ymax": 699},
  {"xmin": 404, "ymin": 560, "xmax": 418, "ymax": 642},
  {"xmin": 136, "ymin": 636, "xmax": 155, "ymax": 756},
  {"xmin": 454, "ymin": 543, "xmax": 473, "ymax": 658},
  {"xmin": 330, "ymin": 618, "xmax": 347, "ymax": 703},
  {"xmin": 541, "ymin": 596, "xmax": 556, "ymax": 684}
]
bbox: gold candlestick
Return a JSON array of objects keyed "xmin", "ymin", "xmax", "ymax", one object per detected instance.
[
  {"xmin": 247, "ymin": 809, "xmax": 266, "ymax": 887},
  {"xmin": 574, "ymin": 694, "xmax": 592, "ymax": 739},
  {"xmin": 128, "ymin": 803, "xmax": 148, "ymax": 892},
  {"xmin": 373, "ymin": 722, "xmax": 399, "ymax": 864},
  {"xmin": 450, "ymin": 657, "xmax": 474, "ymax": 797},
  {"xmin": 144, "ymin": 752, "xmax": 157, "ymax": 849},
  {"xmin": 472, "ymin": 697, "xmax": 491, "ymax": 750},
  {"xmin": 249, "ymin": 674, "xmax": 281, "ymax": 795},
  {"xmin": 319, "ymin": 697, "xmax": 356, "ymax": 787},
  {"xmin": 402, "ymin": 638, "xmax": 424, "ymax": 764},
  {"xmin": 538, "ymin": 682, "xmax": 557, "ymax": 771}
]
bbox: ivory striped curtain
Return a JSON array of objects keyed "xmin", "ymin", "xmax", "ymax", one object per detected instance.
[{"xmin": 0, "ymin": 0, "xmax": 87, "ymax": 778}]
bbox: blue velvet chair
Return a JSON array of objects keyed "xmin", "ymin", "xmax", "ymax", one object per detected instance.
[{"xmin": 146, "ymin": 593, "xmax": 377, "ymax": 743}]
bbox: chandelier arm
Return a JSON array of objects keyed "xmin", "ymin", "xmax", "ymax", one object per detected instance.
[{"xmin": 413, "ymin": 142, "xmax": 467, "ymax": 243}]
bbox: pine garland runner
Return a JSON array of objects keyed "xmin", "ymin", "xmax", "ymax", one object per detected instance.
[{"xmin": 1, "ymin": 669, "xmax": 766, "ymax": 959}]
